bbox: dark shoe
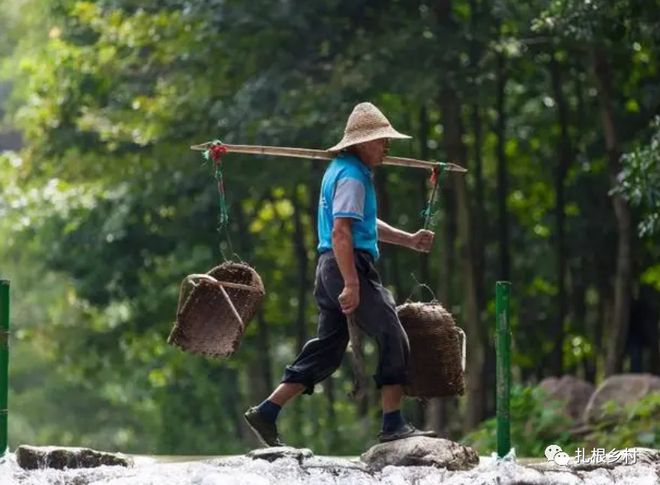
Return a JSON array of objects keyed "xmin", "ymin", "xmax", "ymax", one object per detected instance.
[
  {"xmin": 244, "ymin": 407, "xmax": 286, "ymax": 447},
  {"xmin": 378, "ymin": 423, "xmax": 437, "ymax": 443}
]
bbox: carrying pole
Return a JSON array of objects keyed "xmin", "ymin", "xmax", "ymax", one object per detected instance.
[
  {"xmin": 496, "ymin": 281, "xmax": 511, "ymax": 458},
  {"xmin": 0, "ymin": 280, "xmax": 9, "ymax": 457},
  {"xmin": 190, "ymin": 142, "xmax": 468, "ymax": 173}
]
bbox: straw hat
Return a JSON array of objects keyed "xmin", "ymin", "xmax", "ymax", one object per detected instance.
[{"xmin": 327, "ymin": 102, "xmax": 411, "ymax": 152}]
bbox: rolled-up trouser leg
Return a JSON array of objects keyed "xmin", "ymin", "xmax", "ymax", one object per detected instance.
[
  {"xmin": 281, "ymin": 250, "xmax": 409, "ymax": 393},
  {"xmin": 281, "ymin": 255, "xmax": 349, "ymax": 394},
  {"xmin": 352, "ymin": 254, "xmax": 410, "ymax": 388},
  {"xmin": 355, "ymin": 281, "xmax": 410, "ymax": 388},
  {"xmin": 281, "ymin": 311, "xmax": 349, "ymax": 394}
]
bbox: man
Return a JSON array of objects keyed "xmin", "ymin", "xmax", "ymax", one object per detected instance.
[{"xmin": 245, "ymin": 102, "xmax": 437, "ymax": 446}]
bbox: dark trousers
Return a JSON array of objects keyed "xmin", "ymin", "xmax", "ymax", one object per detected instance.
[{"xmin": 282, "ymin": 250, "xmax": 410, "ymax": 394}]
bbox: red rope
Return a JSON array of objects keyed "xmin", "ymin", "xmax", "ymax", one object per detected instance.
[
  {"xmin": 209, "ymin": 143, "xmax": 228, "ymax": 162},
  {"xmin": 430, "ymin": 166, "xmax": 440, "ymax": 186}
]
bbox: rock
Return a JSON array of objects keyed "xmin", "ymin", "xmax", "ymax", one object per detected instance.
[
  {"xmin": 16, "ymin": 444, "xmax": 133, "ymax": 470},
  {"xmin": 360, "ymin": 436, "xmax": 479, "ymax": 471},
  {"xmin": 584, "ymin": 373, "xmax": 660, "ymax": 424},
  {"xmin": 246, "ymin": 446, "xmax": 313, "ymax": 463},
  {"xmin": 302, "ymin": 455, "xmax": 369, "ymax": 473},
  {"xmin": 539, "ymin": 375, "xmax": 595, "ymax": 422},
  {"xmin": 627, "ymin": 447, "xmax": 660, "ymax": 466},
  {"xmin": 527, "ymin": 447, "xmax": 660, "ymax": 472},
  {"xmin": 302, "ymin": 456, "xmax": 373, "ymax": 482}
]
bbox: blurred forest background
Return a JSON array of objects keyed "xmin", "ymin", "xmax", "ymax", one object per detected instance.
[{"xmin": 0, "ymin": 0, "xmax": 658, "ymax": 456}]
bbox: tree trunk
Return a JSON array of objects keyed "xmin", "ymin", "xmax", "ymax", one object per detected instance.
[
  {"xmin": 469, "ymin": 0, "xmax": 486, "ymax": 314},
  {"xmin": 431, "ymin": 107, "xmax": 458, "ymax": 438},
  {"xmin": 650, "ymin": 316, "xmax": 660, "ymax": 374},
  {"xmin": 376, "ymin": 171, "xmax": 404, "ymax": 299},
  {"xmin": 595, "ymin": 282, "xmax": 612, "ymax": 379},
  {"xmin": 440, "ymin": 86, "xmax": 486, "ymax": 430},
  {"xmin": 418, "ymin": 105, "xmax": 437, "ymax": 430},
  {"xmin": 592, "ymin": 48, "xmax": 633, "ymax": 376},
  {"xmin": 419, "ymin": 105, "xmax": 432, "ymax": 286},
  {"xmin": 433, "ymin": 0, "xmax": 485, "ymax": 431},
  {"xmin": 291, "ymin": 185, "xmax": 310, "ymax": 350},
  {"xmin": 224, "ymin": 368, "xmax": 250, "ymax": 443},
  {"xmin": 322, "ymin": 378, "xmax": 338, "ymax": 450},
  {"xmin": 309, "ymin": 162, "xmax": 323, "ymax": 249},
  {"xmin": 470, "ymin": 104, "xmax": 486, "ymax": 305},
  {"xmin": 234, "ymin": 203, "xmax": 273, "ymax": 396},
  {"xmin": 439, "ymin": 185, "xmax": 456, "ymax": 304},
  {"xmin": 469, "ymin": 0, "xmax": 495, "ymax": 416},
  {"xmin": 255, "ymin": 312, "xmax": 273, "ymax": 392},
  {"xmin": 572, "ymin": 71, "xmax": 593, "ymax": 379},
  {"xmin": 548, "ymin": 55, "xmax": 572, "ymax": 377},
  {"xmin": 570, "ymin": 264, "xmax": 588, "ymax": 377}
]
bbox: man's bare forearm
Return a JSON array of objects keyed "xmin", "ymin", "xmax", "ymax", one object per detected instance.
[
  {"xmin": 332, "ymin": 222, "xmax": 359, "ymax": 287},
  {"xmin": 377, "ymin": 218, "xmax": 413, "ymax": 247}
]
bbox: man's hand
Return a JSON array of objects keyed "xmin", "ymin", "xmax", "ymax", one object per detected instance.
[
  {"xmin": 338, "ymin": 283, "xmax": 360, "ymax": 314},
  {"xmin": 409, "ymin": 229, "xmax": 435, "ymax": 252}
]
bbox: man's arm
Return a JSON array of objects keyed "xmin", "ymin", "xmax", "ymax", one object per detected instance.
[
  {"xmin": 332, "ymin": 217, "xmax": 360, "ymax": 314},
  {"xmin": 377, "ymin": 218, "xmax": 413, "ymax": 246},
  {"xmin": 377, "ymin": 218, "xmax": 435, "ymax": 252}
]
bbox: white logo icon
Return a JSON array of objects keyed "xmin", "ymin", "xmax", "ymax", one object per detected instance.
[{"xmin": 545, "ymin": 445, "xmax": 570, "ymax": 466}]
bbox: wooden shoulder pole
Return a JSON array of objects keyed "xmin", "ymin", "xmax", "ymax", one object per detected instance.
[{"xmin": 190, "ymin": 142, "xmax": 468, "ymax": 173}]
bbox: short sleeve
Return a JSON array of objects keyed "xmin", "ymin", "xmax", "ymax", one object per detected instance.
[{"xmin": 332, "ymin": 177, "xmax": 366, "ymax": 220}]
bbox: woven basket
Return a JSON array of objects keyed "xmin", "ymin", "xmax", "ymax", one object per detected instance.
[
  {"xmin": 397, "ymin": 302, "xmax": 466, "ymax": 397},
  {"xmin": 168, "ymin": 262, "xmax": 265, "ymax": 358}
]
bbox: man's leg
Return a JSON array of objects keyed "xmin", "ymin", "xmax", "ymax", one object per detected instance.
[
  {"xmin": 376, "ymin": 360, "xmax": 436, "ymax": 442},
  {"xmin": 381, "ymin": 384, "xmax": 404, "ymax": 412},
  {"xmin": 245, "ymin": 253, "xmax": 349, "ymax": 447},
  {"xmin": 253, "ymin": 382, "xmax": 306, "ymax": 425},
  {"xmin": 380, "ymin": 384, "xmax": 408, "ymax": 435},
  {"xmin": 245, "ymin": 314, "xmax": 347, "ymax": 447},
  {"xmin": 267, "ymin": 382, "xmax": 306, "ymax": 407},
  {"xmin": 243, "ymin": 383, "xmax": 305, "ymax": 447},
  {"xmin": 351, "ymin": 253, "xmax": 436, "ymax": 442}
]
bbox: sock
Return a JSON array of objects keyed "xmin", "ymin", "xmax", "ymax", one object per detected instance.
[
  {"xmin": 257, "ymin": 399, "xmax": 281, "ymax": 424},
  {"xmin": 382, "ymin": 410, "xmax": 405, "ymax": 432}
]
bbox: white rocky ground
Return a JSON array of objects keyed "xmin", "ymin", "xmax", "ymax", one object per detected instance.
[{"xmin": 2, "ymin": 444, "xmax": 659, "ymax": 485}]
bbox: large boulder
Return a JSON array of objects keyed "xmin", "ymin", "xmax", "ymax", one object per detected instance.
[
  {"xmin": 16, "ymin": 445, "xmax": 133, "ymax": 470},
  {"xmin": 539, "ymin": 375, "xmax": 595, "ymax": 422},
  {"xmin": 584, "ymin": 373, "xmax": 660, "ymax": 424},
  {"xmin": 360, "ymin": 437, "xmax": 478, "ymax": 471}
]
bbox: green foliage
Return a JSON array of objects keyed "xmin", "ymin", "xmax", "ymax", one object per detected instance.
[
  {"xmin": 612, "ymin": 116, "xmax": 660, "ymax": 238},
  {"xmin": 533, "ymin": 0, "xmax": 624, "ymax": 42},
  {"xmin": 461, "ymin": 385, "xmax": 575, "ymax": 457},
  {"xmin": 463, "ymin": 388, "xmax": 660, "ymax": 458},
  {"xmin": 584, "ymin": 393, "xmax": 660, "ymax": 450}
]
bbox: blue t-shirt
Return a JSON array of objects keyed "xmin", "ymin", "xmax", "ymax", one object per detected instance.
[{"xmin": 317, "ymin": 153, "xmax": 379, "ymax": 260}]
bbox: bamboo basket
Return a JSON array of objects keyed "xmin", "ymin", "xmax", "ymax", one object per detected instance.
[
  {"xmin": 168, "ymin": 262, "xmax": 265, "ymax": 358},
  {"xmin": 397, "ymin": 302, "xmax": 466, "ymax": 397}
]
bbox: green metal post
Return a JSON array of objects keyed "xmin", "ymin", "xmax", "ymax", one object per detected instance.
[
  {"xmin": 0, "ymin": 280, "xmax": 9, "ymax": 457},
  {"xmin": 496, "ymin": 281, "xmax": 511, "ymax": 458}
]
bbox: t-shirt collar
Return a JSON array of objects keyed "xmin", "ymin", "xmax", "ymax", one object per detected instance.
[{"xmin": 339, "ymin": 152, "xmax": 372, "ymax": 176}]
